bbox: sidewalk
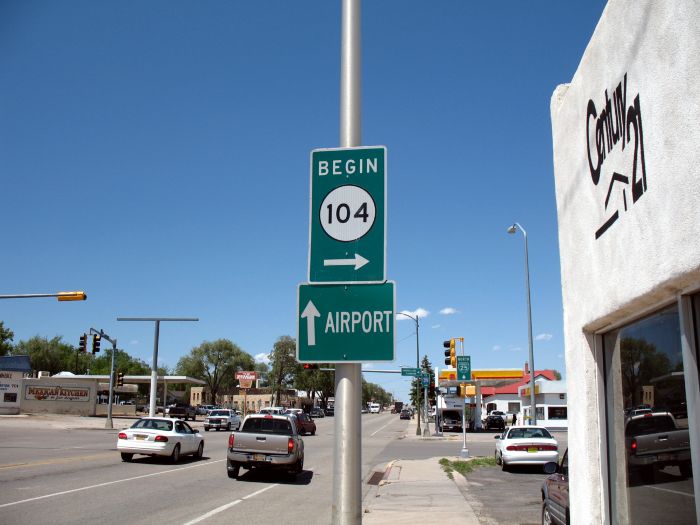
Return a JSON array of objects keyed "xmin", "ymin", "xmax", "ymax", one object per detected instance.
[
  {"xmin": 0, "ymin": 412, "xmax": 134, "ymax": 430},
  {"xmin": 361, "ymin": 415, "xmax": 481, "ymax": 524}
]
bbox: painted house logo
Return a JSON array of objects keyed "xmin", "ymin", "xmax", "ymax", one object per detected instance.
[{"xmin": 586, "ymin": 74, "xmax": 648, "ymax": 239}]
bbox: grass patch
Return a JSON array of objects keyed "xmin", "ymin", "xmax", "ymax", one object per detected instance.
[{"xmin": 439, "ymin": 456, "xmax": 497, "ymax": 479}]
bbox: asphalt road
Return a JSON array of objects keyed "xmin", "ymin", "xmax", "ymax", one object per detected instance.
[
  {"xmin": 0, "ymin": 415, "xmax": 570, "ymax": 525},
  {"xmin": 0, "ymin": 413, "xmax": 407, "ymax": 525}
]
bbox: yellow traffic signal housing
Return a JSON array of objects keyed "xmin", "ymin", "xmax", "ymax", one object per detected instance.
[
  {"xmin": 116, "ymin": 371, "xmax": 124, "ymax": 387},
  {"xmin": 92, "ymin": 334, "xmax": 101, "ymax": 354},
  {"xmin": 458, "ymin": 384, "xmax": 476, "ymax": 397},
  {"xmin": 443, "ymin": 339, "xmax": 456, "ymax": 367},
  {"xmin": 78, "ymin": 334, "xmax": 87, "ymax": 353},
  {"xmin": 57, "ymin": 291, "xmax": 87, "ymax": 301}
]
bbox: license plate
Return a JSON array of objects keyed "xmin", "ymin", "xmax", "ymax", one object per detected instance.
[
  {"xmin": 658, "ymin": 453, "xmax": 673, "ymax": 461},
  {"xmin": 135, "ymin": 434, "xmax": 148, "ymax": 441},
  {"xmin": 527, "ymin": 447, "xmax": 538, "ymax": 453},
  {"xmin": 253, "ymin": 454, "xmax": 266, "ymax": 461}
]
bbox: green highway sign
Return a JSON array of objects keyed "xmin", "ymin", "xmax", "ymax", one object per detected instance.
[
  {"xmin": 297, "ymin": 281, "xmax": 395, "ymax": 362},
  {"xmin": 457, "ymin": 355, "xmax": 471, "ymax": 381},
  {"xmin": 401, "ymin": 367, "xmax": 420, "ymax": 377},
  {"xmin": 308, "ymin": 146, "xmax": 386, "ymax": 283}
]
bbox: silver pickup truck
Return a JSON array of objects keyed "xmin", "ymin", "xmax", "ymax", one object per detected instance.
[
  {"xmin": 227, "ymin": 414, "xmax": 304, "ymax": 480},
  {"xmin": 625, "ymin": 412, "xmax": 691, "ymax": 480}
]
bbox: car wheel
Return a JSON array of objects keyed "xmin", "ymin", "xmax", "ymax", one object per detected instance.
[
  {"xmin": 170, "ymin": 444, "xmax": 181, "ymax": 463},
  {"xmin": 191, "ymin": 414, "xmax": 196, "ymax": 421},
  {"xmin": 121, "ymin": 453, "xmax": 133, "ymax": 462},
  {"xmin": 228, "ymin": 463, "xmax": 240, "ymax": 479},
  {"xmin": 227, "ymin": 423, "xmax": 231, "ymax": 431},
  {"xmin": 311, "ymin": 429, "xmax": 316, "ymax": 436},
  {"xmin": 296, "ymin": 457, "xmax": 304, "ymax": 474},
  {"xmin": 542, "ymin": 502, "xmax": 553, "ymax": 525},
  {"xmin": 204, "ymin": 427, "xmax": 209, "ymax": 432},
  {"xmin": 495, "ymin": 451, "xmax": 501, "ymax": 465},
  {"xmin": 195, "ymin": 442, "xmax": 204, "ymax": 460},
  {"xmin": 501, "ymin": 455, "xmax": 509, "ymax": 471}
]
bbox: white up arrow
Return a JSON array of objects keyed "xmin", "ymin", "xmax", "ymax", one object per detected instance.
[
  {"xmin": 301, "ymin": 300, "xmax": 321, "ymax": 346},
  {"xmin": 323, "ymin": 253, "xmax": 369, "ymax": 270}
]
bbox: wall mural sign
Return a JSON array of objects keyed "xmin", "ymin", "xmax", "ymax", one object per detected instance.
[
  {"xmin": 25, "ymin": 385, "xmax": 90, "ymax": 402},
  {"xmin": 586, "ymin": 73, "xmax": 648, "ymax": 239}
]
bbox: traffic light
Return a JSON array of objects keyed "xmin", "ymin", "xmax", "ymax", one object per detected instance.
[
  {"xmin": 443, "ymin": 339, "xmax": 456, "ymax": 367},
  {"xmin": 78, "ymin": 334, "xmax": 87, "ymax": 353},
  {"xmin": 116, "ymin": 371, "xmax": 124, "ymax": 387},
  {"xmin": 303, "ymin": 364, "xmax": 319, "ymax": 370},
  {"xmin": 92, "ymin": 334, "xmax": 101, "ymax": 354}
]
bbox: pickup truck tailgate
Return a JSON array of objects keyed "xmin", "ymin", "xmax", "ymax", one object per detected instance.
[
  {"xmin": 232, "ymin": 433, "xmax": 291, "ymax": 455},
  {"xmin": 634, "ymin": 431, "xmax": 690, "ymax": 456}
]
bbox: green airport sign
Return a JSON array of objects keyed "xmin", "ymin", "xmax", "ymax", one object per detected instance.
[{"xmin": 297, "ymin": 281, "xmax": 395, "ymax": 362}]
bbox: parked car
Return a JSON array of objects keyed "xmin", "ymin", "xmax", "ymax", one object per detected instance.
[
  {"xmin": 439, "ymin": 409, "xmax": 463, "ymax": 432},
  {"xmin": 227, "ymin": 414, "xmax": 304, "ymax": 480},
  {"xmin": 399, "ymin": 409, "xmax": 411, "ymax": 420},
  {"xmin": 541, "ymin": 449, "xmax": 569, "ymax": 525},
  {"xmin": 324, "ymin": 406, "xmax": 335, "ymax": 416},
  {"xmin": 494, "ymin": 426, "xmax": 559, "ymax": 471},
  {"xmin": 287, "ymin": 408, "xmax": 304, "ymax": 416},
  {"xmin": 196, "ymin": 405, "xmax": 214, "ymax": 415},
  {"xmin": 290, "ymin": 412, "xmax": 316, "ymax": 435},
  {"xmin": 309, "ymin": 407, "xmax": 325, "ymax": 418},
  {"xmin": 204, "ymin": 409, "xmax": 241, "ymax": 432},
  {"xmin": 484, "ymin": 414, "xmax": 505, "ymax": 431},
  {"xmin": 117, "ymin": 417, "xmax": 204, "ymax": 463}
]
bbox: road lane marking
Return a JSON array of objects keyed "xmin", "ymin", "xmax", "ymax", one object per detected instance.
[
  {"xmin": 0, "ymin": 452, "xmax": 114, "ymax": 470},
  {"xmin": 182, "ymin": 485, "xmax": 279, "ymax": 525},
  {"xmin": 180, "ymin": 465, "xmax": 315, "ymax": 525},
  {"xmin": 645, "ymin": 484, "xmax": 695, "ymax": 498},
  {"xmin": 370, "ymin": 419, "xmax": 395, "ymax": 437},
  {"xmin": 0, "ymin": 459, "xmax": 225, "ymax": 509}
]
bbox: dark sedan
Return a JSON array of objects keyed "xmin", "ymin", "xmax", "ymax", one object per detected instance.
[
  {"xmin": 309, "ymin": 407, "xmax": 325, "ymax": 418},
  {"xmin": 485, "ymin": 414, "xmax": 505, "ymax": 431},
  {"xmin": 541, "ymin": 449, "xmax": 568, "ymax": 525},
  {"xmin": 399, "ymin": 409, "xmax": 411, "ymax": 420}
]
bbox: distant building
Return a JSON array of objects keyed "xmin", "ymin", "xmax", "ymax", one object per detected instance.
[{"xmin": 0, "ymin": 355, "xmax": 32, "ymax": 415}]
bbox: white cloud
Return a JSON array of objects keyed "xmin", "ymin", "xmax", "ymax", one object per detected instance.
[
  {"xmin": 535, "ymin": 333, "xmax": 553, "ymax": 341},
  {"xmin": 397, "ymin": 308, "xmax": 430, "ymax": 320},
  {"xmin": 439, "ymin": 307, "xmax": 459, "ymax": 315},
  {"xmin": 254, "ymin": 353, "xmax": 270, "ymax": 365}
]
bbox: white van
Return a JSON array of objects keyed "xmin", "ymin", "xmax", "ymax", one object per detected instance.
[{"xmin": 368, "ymin": 402, "xmax": 380, "ymax": 414}]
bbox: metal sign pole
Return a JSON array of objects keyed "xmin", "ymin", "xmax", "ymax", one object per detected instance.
[
  {"xmin": 460, "ymin": 339, "xmax": 468, "ymax": 457},
  {"xmin": 333, "ymin": 1, "xmax": 362, "ymax": 523}
]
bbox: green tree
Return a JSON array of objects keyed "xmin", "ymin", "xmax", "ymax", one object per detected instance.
[
  {"xmin": 620, "ymin": 337, "xmax": 672, "ymax": 407},
  {"xmin": 13, "ymin": 336, "xmax": 75, "ymax": 375},
  {"xmin": 268, "ymin": 336, "xmax": 298, "ymax": 406},
  {"xmin": 175, "ymin": 339, "xmax": 254, "ymax": 404},
  {"xmin": 409, "ymin": 355, "xmax": 434, "ymax": 411},
  {"xmin": 0, "ymin": 321, "xmax": 14, "ymax": 356}
]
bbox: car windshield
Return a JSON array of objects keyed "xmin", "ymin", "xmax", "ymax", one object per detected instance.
[
  {"xmin": 507, "ymin": 427, "xmax": 552, "ymax": 439},
  {"xmin": 132, "ymin": 419, "xmax": 173, "ymax": 431},
  {"xmin": 209, "ymin": 410, "xmax": 229, "ymax": 416}
]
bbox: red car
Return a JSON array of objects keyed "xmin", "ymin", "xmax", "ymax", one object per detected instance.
[{"xmin": 290, "ymin": 413, "xmax": 316, "ymax": 435}]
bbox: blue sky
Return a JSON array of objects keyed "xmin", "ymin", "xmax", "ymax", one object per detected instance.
[{"xmin": 1, "ymin": 1, "xmax": 607, "ymax": 402}]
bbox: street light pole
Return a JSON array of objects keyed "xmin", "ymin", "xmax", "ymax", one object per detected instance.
[
  {"xmin": 507, "ymin": 222, "xmax": 537, "ymax": 425},
  {"xmin": 396, "ymin": 312, "xmax": 421, "ymax": 436},
  {"xmin": 116, "ymin": 317, "xmax": 198, "ymax": 417}
]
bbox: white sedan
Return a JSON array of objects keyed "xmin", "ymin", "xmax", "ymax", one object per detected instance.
[
  {"xmin": 494, "ymin": 426, "xmax": 559, "ymax": 471},
  {"xmin": 117, "ymin": 417, "xmax": 204, "ymax": 463}
]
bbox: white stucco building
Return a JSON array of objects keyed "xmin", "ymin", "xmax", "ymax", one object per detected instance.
[
  {"xmin": 551, "ymin": 1, "xmax": 699, "ymax": 523},
  {"xmin": 517, "ymin": 379, "xmax": 568, "ymax": 430}
]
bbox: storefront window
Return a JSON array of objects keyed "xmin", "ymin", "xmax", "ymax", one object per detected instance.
[
  {"xmin": 603, "ymin": 303, "xmax": 696, "ymax": 524},
  {"xmin": 548, "ymin": 406, "xmax": 567, "ymax": 420}
]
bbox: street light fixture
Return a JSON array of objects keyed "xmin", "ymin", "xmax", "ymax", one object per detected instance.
[
  {"xmin": 396, "ymin": 311, "xmax": 423, "ymax": 436},
  {"xmin": 0, "ymin": 291, "xmax": 87, "ymax": 301},
  {"xmin": 507, "ymin": 222, "xmax": 537, "ymax": 425}
]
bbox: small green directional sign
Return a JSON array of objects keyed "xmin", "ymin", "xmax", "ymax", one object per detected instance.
[
  {"xmin": 297, "ymin": 281, "xmax": 395, "ymax": 362},
  {"xmin": 457, "ymin": 355, "xmax": 471, "ymax": 381},
  {"xmin": 308, "ymin": 146, "xmax": 386, "ymax": 283},
  {"xmin": 401, "ymin": 367, "xmax": 420, "ymax": 377}
]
